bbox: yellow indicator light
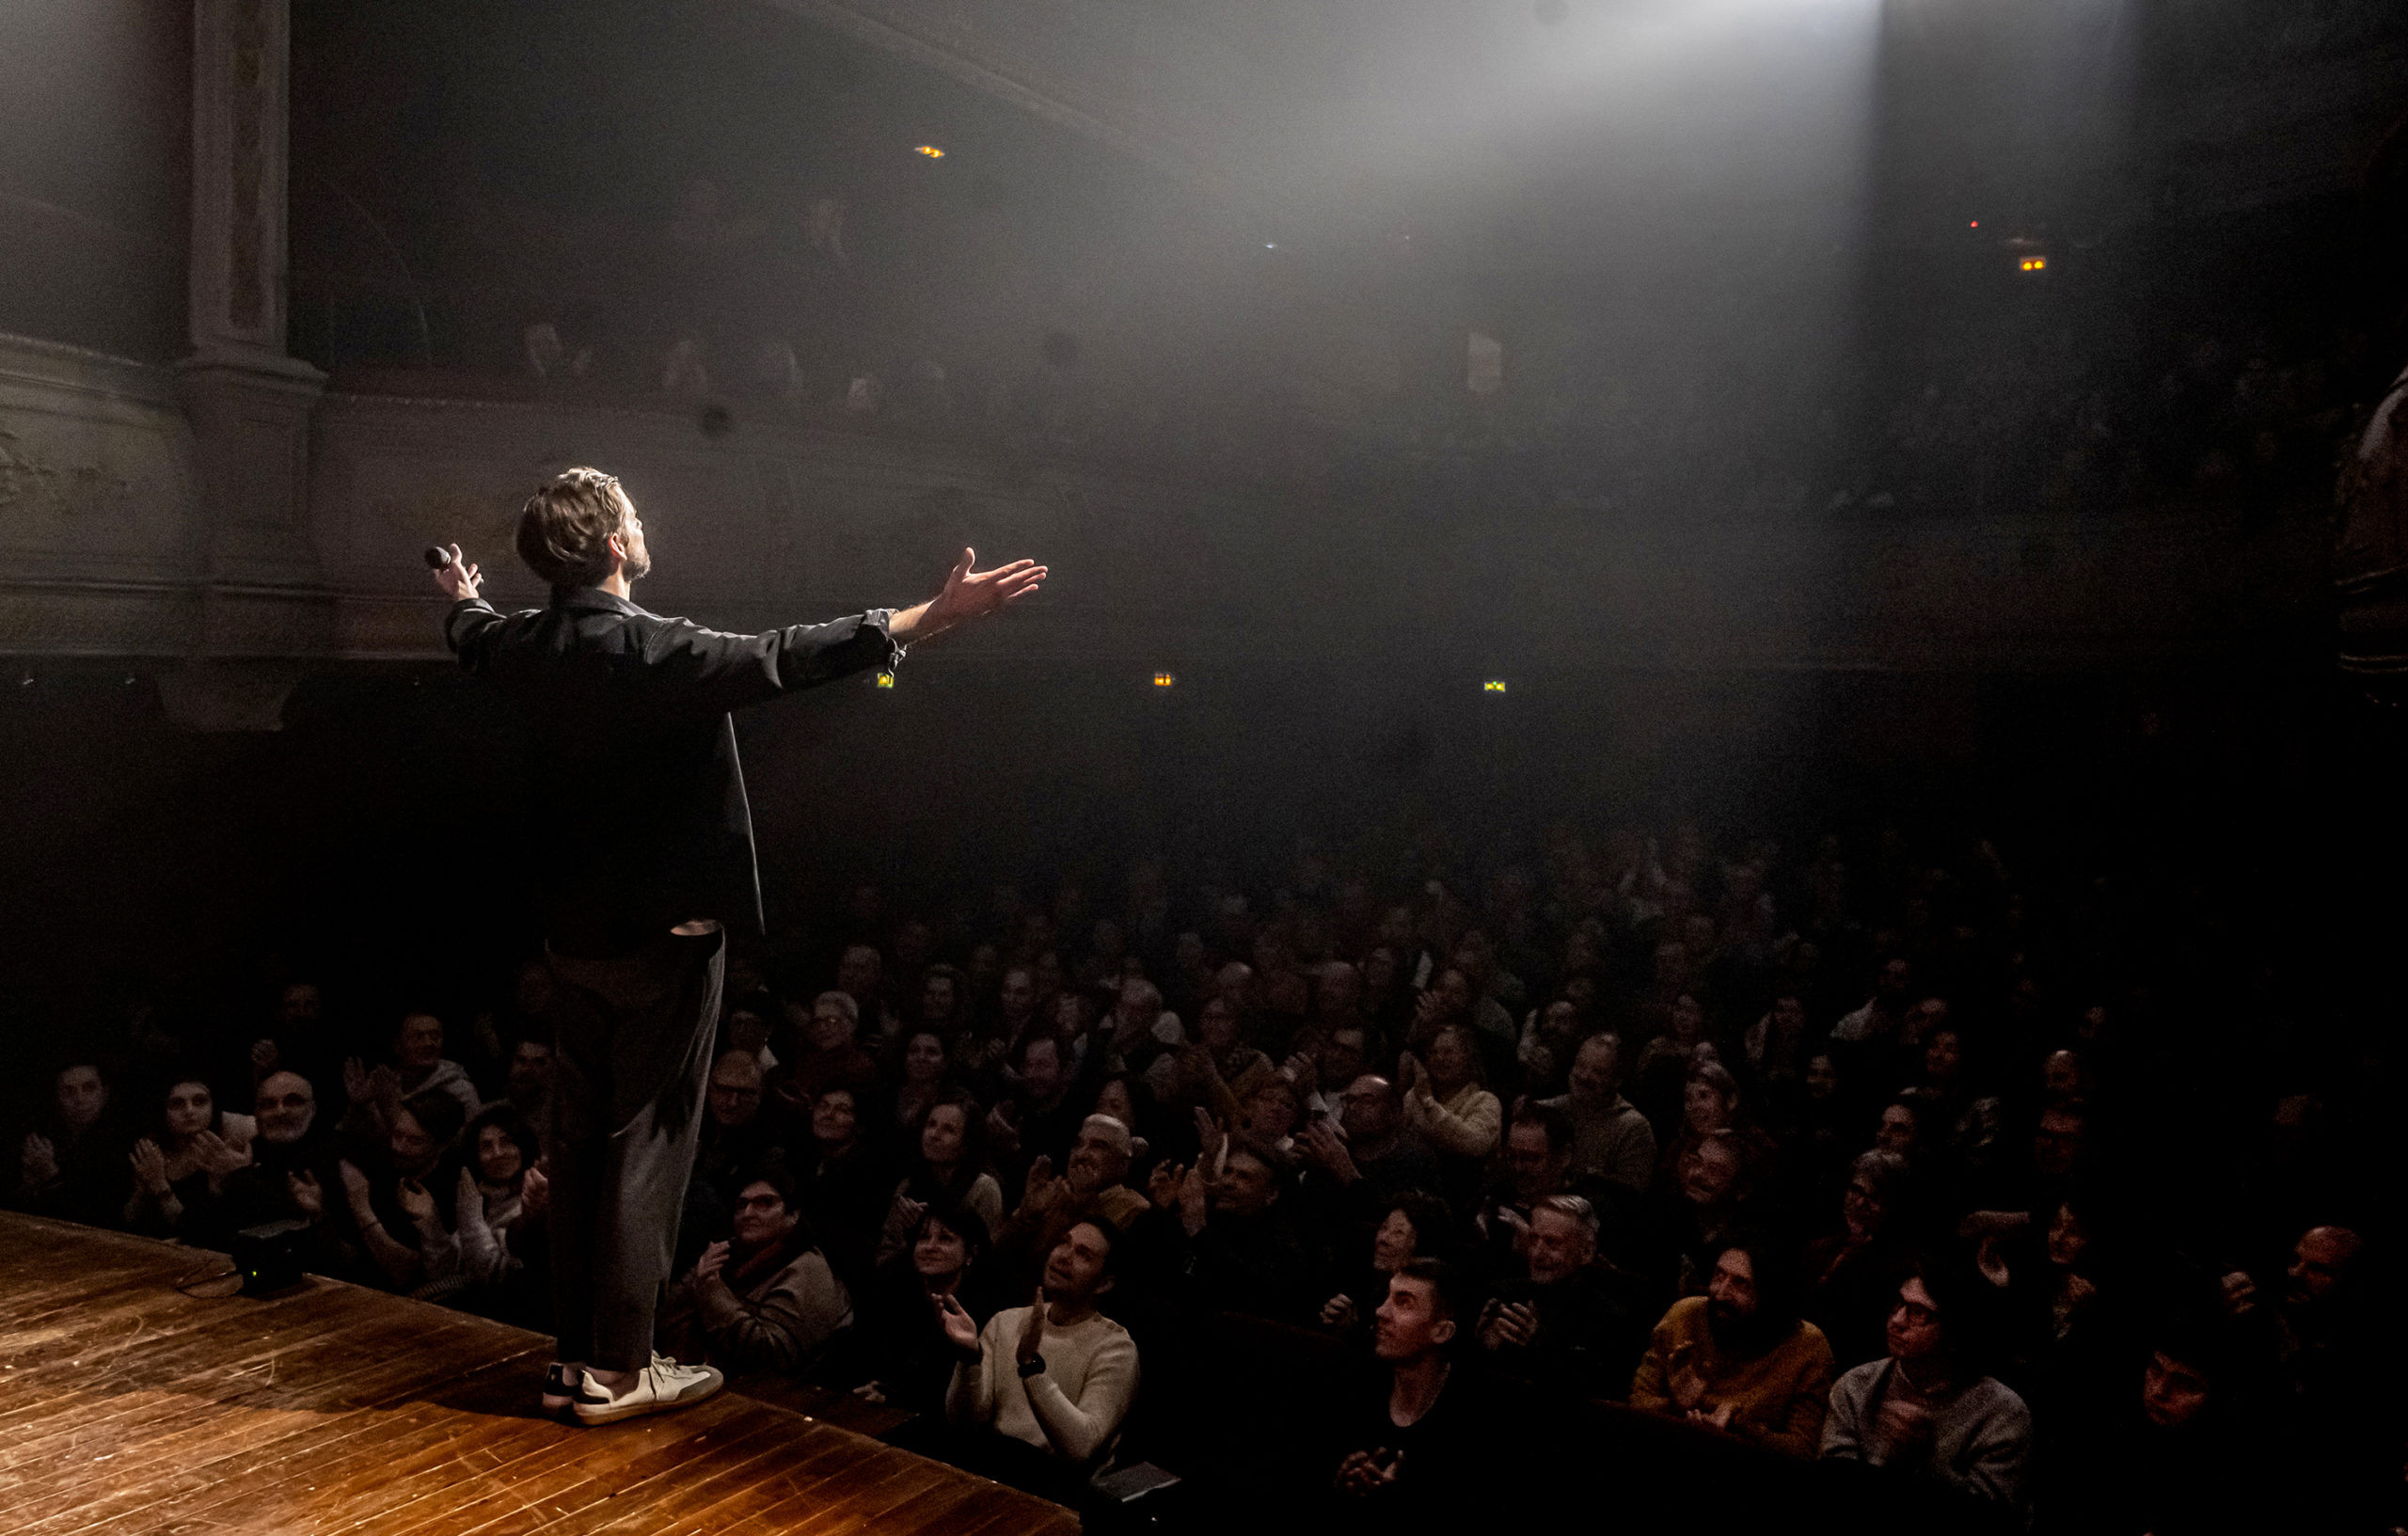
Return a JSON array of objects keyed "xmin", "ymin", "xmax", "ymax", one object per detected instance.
[
  {"xmin": 1483, "ymin": 679, "xmax": 1508, "ymax": 693},
  {"xmin": 2020, "ymin": 257, "xmax": 2047, "ymax": 272},
  {"xmin": 875, "ymin": 671, "xmax": 895, "ymax": 689},
  {"xmin": 914, "ymin": 145, "xmax": 945, "ymax": 159},
  {"xmin": 1152, "ymin": 672, "xmax": 1177, "ymax": 689}
]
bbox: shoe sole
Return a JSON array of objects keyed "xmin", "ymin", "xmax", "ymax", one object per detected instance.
[{"xmin": 570, "ymin": 1376, "xmax": 723, "ymax": 1427}]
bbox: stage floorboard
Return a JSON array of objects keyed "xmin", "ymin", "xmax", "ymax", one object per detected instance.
[{"xmin": 0, "ymin": 1213, "xmax": 1080, "ymax": 1536}]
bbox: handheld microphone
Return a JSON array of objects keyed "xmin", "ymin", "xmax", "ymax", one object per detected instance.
[{"xmin": 424, "ymin": 546, "xmax": 454, "ymax": 570}]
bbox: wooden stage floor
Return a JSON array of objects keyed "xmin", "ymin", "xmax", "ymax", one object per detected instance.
[{"xmin": 0, "ymin": 1213, "xmax": 1079, "ymax": 1536}]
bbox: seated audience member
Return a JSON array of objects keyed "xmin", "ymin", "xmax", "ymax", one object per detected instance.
[
  {"xmin": 123, "ymin": 1073, "xmax": 255, "ymax": 1244},
  {"xmin": 853, "ymin": 1205, "xmax": 998, "ymax": 1411},
  {"xmin": 1296, "ymin": 1074, "xmax": 1444, "ymax": 1227},
  {"xmin": 888, "ymin": 1029, "xmax": 952, "ymax": 1143},
  {"xmin": 1821, "ymin": 1259, "xmax": 2034, "ymax": 1515},
  {"xmin": 693, "ymin": 1049, "xmax": 777, "ymax": 1202},
  {"xmin": 426, "ymin": 1102, "xmax": 535, "ymax": 1292},
  {"xmin": 11, "ymin": 1062, "xmax": 131, "ymax": 1228},
  {"xmin": 1477, "ymin": 1194, "xmax": 1641, "ymax": 1400},
  {"xmin": 1657, "ymin": 1130, "xmax": 1759, "ymax": 1296},
  {"xmin": 798, "ymin": 1085, "xmax": 887, "ymax": 1291},
  {"xmin": 1242, "ymin": 1074, "xmax": 1306, "ymax": 1157},
  {"xmin": 1147, "ymin": 994, "xmax": 1275, "ymax": 1123},
  {"xmin": 248, "ymin": 979, "xmax": 343, "ymax": 1101},
  {"xmin": 1474, "ymin": 1105, "xmax": 1596, "ymax": 1270},
  {"xmin": 342, "ymin": 1011, "xmax": 482, "ymax": 1138},
  {"xmin": 2268, "ymin": 1221, "xmax": 2393, "ymax": 1517},
  {"xmin": 1399, "ymin": 1024, "xmax": 1502, "ymax": 1191},
  {"xmin": 2039, "ymin": 1311, "xmax": 2274, "ymax": 1535},
  {"xmin": 1535, "ymin": 1032, "xmax": 1657, "ymax": 1193},
  {"xmin": 721, "ymin": 990, "xmax": 780, "ymax": 1074},
  {"xmin": 994, "ymin": 1114, "xmax": 1151, "ymax": 1287},
  {"xmin": 1743, "ymin": 990, "xmax": 1814, "ymax": 1083},
  {"xmin": 1291, "ymin": 1020, "xmax": 1372, "ymax": 1123},
  {"xmin": 1903, "ymin": 1024, "xmax": 2003, "ymax": 1173},
  {"xmin": 338, "ymin": 1087, "xmax": 467, "ymax": 1291},
  {"xmin": 499, "ymin": 1032, "xmax": 555, "ymax": 1132},
  {"xmin": 1323, "ymin": 1190, "xmax": 1458, "ymax": 1334},
  {"xmin": 986, "ymin": 1032, "xmax": 1085, "ymax": 1186},
  {"xmin": 837, "ymin": 942, "xmax": 905, "ymax": 1057},
  {"xmin": 789, "ymin": 990, "xmax": 880, "ymax": 1103},
  {"xmin": 1630, "ymin": 1235, "xmax": 1836, "ymax": 1459},
  {"xmin": 1149, "ymin": 1137, "xmax": 1321, "ymax": 1322},
  {"xmin": 660, "ymin": 1163, "xmax": 853, "ymax": 1377},
  {"xmin": 218, "ymin": 1069, "xmax": 355, "ymax": 1251},
  {"xmin": 942, "ymin": 1219, "xmax": 1140, "ymax": 1496},
  {"xmin": 1803, "ymin": 1149, "xmax": 1917, "ymax": 1369},
  {"xmin": 917, "ymin": 962, "xmax": 969, "ymax": 1038},
  {"xmin": 879, "ymin": 1094, "xmax": 1005, "ymax": 1264},
  {"xmin": 1328, "ymin": 1259, "xmax": 1497, "ymax": 1528}
]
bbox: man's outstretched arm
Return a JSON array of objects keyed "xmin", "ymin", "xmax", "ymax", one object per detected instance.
[{"xmin": 887, "ymin": 546, "xmax": 1047, "ymax": 644}]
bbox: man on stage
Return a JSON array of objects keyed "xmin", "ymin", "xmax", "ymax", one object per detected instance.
[{"xmin": 433, "ymin": 467, "xmax": 1045, "ymax": 1424}]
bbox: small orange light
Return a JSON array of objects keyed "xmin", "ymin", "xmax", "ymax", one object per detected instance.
[
  {"xmin": 1483, "ymin": 679, "xmax": 1509, "ymax": 694},
  {"xmin": 1152, "ymin": 671, "xmax": 1176, "ymax": 689},
  {"xmin": 914, "ymin": 145, "xmax": 945, "ymax": 159},
  {"xmin": 875, "ymin": 671, "xmax": 896, "ymax": 689}
]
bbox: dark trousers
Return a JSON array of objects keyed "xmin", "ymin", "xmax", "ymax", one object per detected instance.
[{"xmin": 545, "ymin": 927, "xmax": 725, "ymax": 1371}]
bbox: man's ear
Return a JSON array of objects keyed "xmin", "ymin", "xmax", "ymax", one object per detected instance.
[
  {"xmin": 1432, "ymin": 1315, "xmax": 1456, "ymax": 1346},
  {"xmin": 1095, "ymin": 1271, "xmax": 1117, "ymax": 1296}
]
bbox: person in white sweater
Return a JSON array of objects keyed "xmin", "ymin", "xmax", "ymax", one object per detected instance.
[{"xmin": 942, "ymin": 1217, "xmax": 1139, "ymax": 1493}]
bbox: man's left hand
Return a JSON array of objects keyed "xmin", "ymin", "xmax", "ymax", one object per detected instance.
[
  {"xmin": 898, "ymin": 547, "xmax": 1047, "ymax": 641},
  {"xmin": 1016, "ymin": 1286, "xmax": 1047, "ymax": 1366}
]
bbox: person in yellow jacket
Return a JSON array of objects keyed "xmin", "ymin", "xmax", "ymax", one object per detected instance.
[{"xmin": 1630, "ymin": 1236, "xmax": 1836, "ymax": 1459}]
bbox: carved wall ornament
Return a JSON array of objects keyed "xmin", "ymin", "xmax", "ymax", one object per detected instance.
[{"xmin": 0, "ymin": 430, "xmax": 136, "ymax": 522}]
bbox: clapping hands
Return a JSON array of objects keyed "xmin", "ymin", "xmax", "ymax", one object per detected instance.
[
  {"xmin": 22, "ymin": 1132, "xmax": 58, "ymax": 1188},
  {"xmin": 933, "ymin": 1291, "xmax": 982, "ymax": 1354},
  {"xmin": 1335, "ymin": 1449, "xmax": 1403, "ymax": 1497},
  {"xmin": 396, "ymin": 1177, "xmax": 437, "ymax": 1226},
  {"xmin": 130, "ymin": 1138, "xmax": 172, "ymax": 1198}
]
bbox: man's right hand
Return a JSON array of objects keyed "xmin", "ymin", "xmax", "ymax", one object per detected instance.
[
  {"xmin": 432, "ymin": 544, "xmax": 483, "ymax": 602},
  {"xmin": 23, "ymin": 1132, "xmax": 57, "ymax": 1187}
]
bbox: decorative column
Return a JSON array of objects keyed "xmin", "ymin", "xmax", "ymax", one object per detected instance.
[{"xmin": 169, "ymin": 0, "xmax": 330, "ymax": 725}]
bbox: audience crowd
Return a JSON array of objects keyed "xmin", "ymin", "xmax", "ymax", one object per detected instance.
[{"xmin": 8, "ymin": 817, "xmax": 2399, "ymax": 1532}]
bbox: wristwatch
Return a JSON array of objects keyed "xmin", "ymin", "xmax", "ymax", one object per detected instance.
[{"xmin": 1018, "ymin": 1355, "xmax": 1048, "ymax": 1379}]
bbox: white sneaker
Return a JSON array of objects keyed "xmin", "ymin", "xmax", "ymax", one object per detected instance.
[{"xmin": 570, "ymin": 1354, "xmax": 724, "ymax": 1426}]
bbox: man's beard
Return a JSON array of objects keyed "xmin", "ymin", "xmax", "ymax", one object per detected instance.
[
  {"xmin": 1706, "ymin": 1299, "xmax": 1768, "ymax": 1353},
  {"xmin": 625, "ymin": 546, "xmax": 652, "ymax": 580}
]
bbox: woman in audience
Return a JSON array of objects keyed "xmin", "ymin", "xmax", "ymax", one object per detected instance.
[
  {"xmin": 877, "ymin": 1094, "xmax": 1003, "ymax": 1264},
  {"xmin": 427, "ymin": 1102, "xmax": 535, "ymax": 1293},
  {"xmin": 122, "ymin": 1072, "xmax": 255, "ymax": 1245},
  {"xmin": 1319, "ymin": 1189, "xmax": 1456, "ymax": 1337},
  {"xmin": 1802, "ymin": 1149, "xmax": 1915, "ymax": 1368},
  {"xmin": 339, "ymin": 1087, "xmax": 466, "ymax": 1291},
  {"xmin": 800, "ymin": 1085, "xmax": 887, "ymax": 1293},
  {"xmin": 850, "ymin": 1204, "xmax": 999, "ymax": 1411},
  {"xmin": 12, "ymin": 1062, "xmax": 132, "ymax": 1228},
  {"xmin": 1244, "ymin": 1075, "xmax": 1305, "ymax": 1158},
  {"xmin": 888, "ymin": 1030, "xmax": 953, "ymax": 1148}
]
